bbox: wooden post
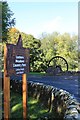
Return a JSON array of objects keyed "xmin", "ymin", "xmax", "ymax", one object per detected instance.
[
  {"xmin": 4, "ymin": 44, "xmax": 10, "ymax": 119},
  {"xmin": 22, "ymin": 74, "xmax": 27, "ymax": 119}
]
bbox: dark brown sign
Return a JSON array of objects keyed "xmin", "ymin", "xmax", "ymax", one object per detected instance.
[{"xmin": 6, "ymin": 35, "xmax": 30, "ymax": 76}]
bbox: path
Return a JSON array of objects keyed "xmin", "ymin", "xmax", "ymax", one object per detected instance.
[
  {"xmin": 28, "ymin": 75, "xmax": 80, "ymax": 102},
  {"xmin": 10, "ymin": 73, "xmax": 80, "ymax": 102}
]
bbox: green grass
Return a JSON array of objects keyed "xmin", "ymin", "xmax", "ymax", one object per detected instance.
[
  {"xmin": 29, "ymin": 72, "xmax": 46, "ymax": 76},
  {"xmin": 10, "ymin": 91, "xmax": 48, "ymax": 119}
]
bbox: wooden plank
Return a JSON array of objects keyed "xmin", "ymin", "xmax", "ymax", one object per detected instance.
[
  {"xmin": 4, "ymin": 44, "xmax": 10, "ymax": 119},
  {"xmin": 22, "ymin": 74, "xmax": 27, "ymax": 119},
  {"xmin": 4, "ymin": 76, "xmax": 10, "ymax": 119}
]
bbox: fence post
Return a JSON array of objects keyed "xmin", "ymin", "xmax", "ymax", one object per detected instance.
[
  {"xmin": 22, "ymin": 73, "xmax": 27, "ymax": 119},
  {"xmin": 4, "ymin": 44, "xmax": 10, "ymax": 119}
]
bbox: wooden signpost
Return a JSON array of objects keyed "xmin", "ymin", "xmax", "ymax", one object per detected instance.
[{"xmin": 4, "ymin": 35, "xmax": 29, "ymax": 119}]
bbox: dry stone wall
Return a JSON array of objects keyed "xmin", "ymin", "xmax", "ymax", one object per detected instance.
[{"xmin": 11, "ymin": 80, "xmax": 80, "ymax": 120}]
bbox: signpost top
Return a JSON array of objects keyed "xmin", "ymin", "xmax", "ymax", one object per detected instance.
[{"xmin": 16, "ymin": 34, "xmax": 23, "ymax": 47}]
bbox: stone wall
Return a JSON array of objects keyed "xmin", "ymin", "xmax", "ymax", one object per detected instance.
[{"xmin": 10, "ymin": 80, "xmax": 80, "ymax": 120}]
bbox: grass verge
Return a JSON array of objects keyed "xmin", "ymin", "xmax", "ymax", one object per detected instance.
[{"xmin": 10, "ymin": 91, "xmax": 48, "ymax": 119}]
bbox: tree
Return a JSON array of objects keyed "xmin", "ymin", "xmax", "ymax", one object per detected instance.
[
  {"xmin": 0, "ymin": 2, "xmax": 2, "ymax": 42},
  {"xmin": 7, "ymin": 29, "xmax": 43, "ymax": 72},
  {"xmin": 40, "ymin": 32, "xmax": 78, "ymax": 71},
  {"xmin": 21, "ymin": 32, "xmax": 42, "ymax": 72},
  {"xmin": 2, "ymin": 1, "xmax": 15, "ymax": 42},
  {"xmin": 41, "ymin": 32, "xmax": 60, "ymax": 68},
  {"xmin": 7, "ymin": 27, "xmax": 20, "ymax": 44},
  {"xmin": 7, "ymin": 28, "xmax": 78, "ymax": 72}
]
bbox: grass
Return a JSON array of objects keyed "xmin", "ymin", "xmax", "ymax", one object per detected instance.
[
  {"xmin": 10, "ymin": 91, "xmax": 48, "ymax": 119},
  {"xmin": 29, "ymin": 72, "xmax": 46, "ymax": 76}
]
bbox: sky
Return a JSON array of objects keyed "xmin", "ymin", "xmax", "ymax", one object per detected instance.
[{"xmin": 8, "ymin": 1, "xmax": 78, "ymax": 38}]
